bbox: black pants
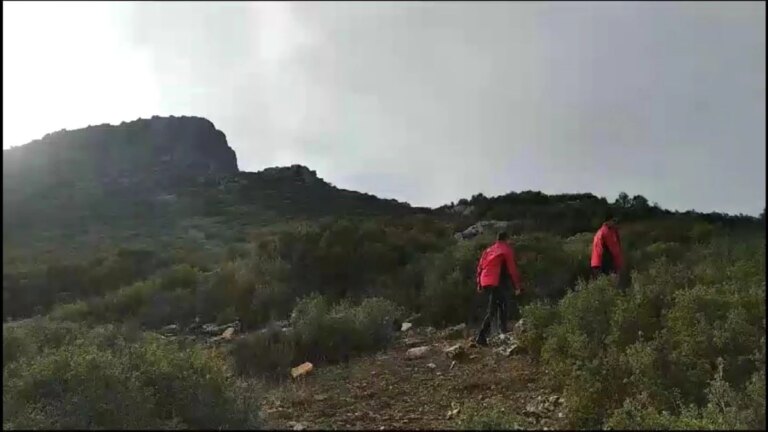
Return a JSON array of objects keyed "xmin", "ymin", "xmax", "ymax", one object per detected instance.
[
  {"xmin": 591, "ymin": 266, "xmax": 615, "ymax": 279},
  {"xmin": 477, "ymin": 284, "xmax": 518, "ymax": 341}
]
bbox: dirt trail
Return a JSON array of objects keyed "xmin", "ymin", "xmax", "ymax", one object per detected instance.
[{"xmin": 260, "ymin": 327, "xmax": 566, "ymax": 430}]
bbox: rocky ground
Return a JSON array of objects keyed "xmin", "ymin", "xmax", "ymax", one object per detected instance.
[
  {"xmin": 258, "ymin": 322, "xmax": 566, "ymax": 430},
  {"xmin": 152, "ymin": 317, "xmax": 565, "ymax": 430}
]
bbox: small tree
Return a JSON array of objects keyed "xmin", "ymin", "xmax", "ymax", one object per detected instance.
[
  {"xmin": 630, "ymin": 195, "xmax": 649, "ymax": 210},
  {"xmin": 615, "ymin": 192, "xmax": 631, "ymax": 208},
  {"xmin": 470, "ymin": 193, "xmax": 488, "ymax": 204}
]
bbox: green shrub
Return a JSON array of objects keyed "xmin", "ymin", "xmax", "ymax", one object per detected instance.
[
  {"xmin": 555, "ymin": 277, "xmax": 620, "ymax": 358},
  {"xmin": 514, "ymin": 233, "xmax": 591, "ymax": 300},
  {"xmin": 3, "ymin": 247, "xmax": 170, "ymax": 321},
  {"xmin": 457, "ymin": 404, "xmax": 533, "ymax": 430},
  {"xmin": 645, "ymin": 241, "xmax": 685, "ymax": 262},
  {"xmin": 291, "ymin": 294, "xmax": 403, "ymax": 364},
  {"xmin": 232, "ymin": 294, "xmax": 403, "ymax": 378},
  {"xmin": 3, "ymin": 322, "xmax": 260, "ymax": 429},
  {"xmin": 689, "ymin": 222, "xmax": 715, "ymax": 244},
  {"xmin": 157, "ymin": 263, "xmax": 200, "ymax": 292},
  {"xmin": 420, "ymin": 239, "xmax": 487, "ymax": 327},
  {"xmin": 48, "ymin": 265, "xmax": 203, "ymax": 328},
  {"xmin": 230, "ymin": 326, "xmax": 297, "ymax": 378},
  {"xmin": 137, "ymin": 287, "xmax": 197, "ymax": 328},
  {"xmin": 664, "ymin": 281, "xmax": 765, "ymax": 403},
  {"xmin": 371, "ymin": 257, "xmax": 426, "ymax": 310},
  {"xmin": 48, "ymin": 300, "xmax": 91, "ymax": 323},
  {"xmin": 605, "ymin": 361, "xmax": 765, "ymax": 430},
  {"xmin": 518, "ymin": 301, "xmax": 560, "ymax": 357},
  {"xmin": 354, "ymin": 297, "xmax": 404, "ymax": 348},
  {"xmin": 3, "ymin": 318, "xmax": 86, "ymax": 366},
  {"xmin": 50, "ymin": 280, "xmax": 157, "ymax": 325},
  {"xmin": 522, "ymin": 233, "xmax": 766, "ymax": 429},
  {"xmin": 194, "ymin": 256, "xmax": 294, "ymax": 329}
]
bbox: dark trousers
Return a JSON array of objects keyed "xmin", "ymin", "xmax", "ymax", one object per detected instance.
[
  {"xmin": 591, "ymin": 266, "xmax": 615, "ymax": 278},
  {"xmin": 477, "ymin": 284, "xmax": 517, "ymax": 341}
]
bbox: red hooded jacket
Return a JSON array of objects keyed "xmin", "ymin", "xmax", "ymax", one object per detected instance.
[
  {"xmin": 591, "ymin": 223, "xmax": 624, "ymax": 271},
  {"xmin": 476, "ymin": 241, "xmax": 522, "ymax": 292}
]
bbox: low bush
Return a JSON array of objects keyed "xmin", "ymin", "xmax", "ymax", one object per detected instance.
[
  {"xmin": 420, "ymin": 237, "xmax": 489, "ymax": 327},
  {"xmin": 3, "ymin": 247, "xmax": 171, "ymax": 321},
  {"xmin": 519, "ymin": 233, "xmax": 766, "ymax": 429},
  {"xmin": 3, "ymin": 320, "xmax": 260, "ymax": 429},
  {"xmin": 514, "ymin": 233, "xmax": 592, "ymax": 300},
  {"xmin": 605, "ymin": 361, "xmax": 766, "ymax": 430},
  {"xmin": 49, "ymin": 264, "xmax": 203, "ymax": 328},
  {"xmin": 231, "ymin": 294, "xmax": 403, "ymax": 378}
]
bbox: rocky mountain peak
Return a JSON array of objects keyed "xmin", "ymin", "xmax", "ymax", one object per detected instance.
[{"xmin": 3, "ymin": 116, "xmax": 239, "ymax": 190}]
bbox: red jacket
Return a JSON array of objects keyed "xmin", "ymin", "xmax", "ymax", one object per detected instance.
[
  {"xmin": 591, "ymin": 223, "xmax": 624, "ymax": 271},
  {"xmin": 476, "ymin": 241, "xmax": 522, "ymax": 292}
]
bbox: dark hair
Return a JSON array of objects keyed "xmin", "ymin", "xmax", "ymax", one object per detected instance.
[
  {"xmin": 604, "ymin": 209, "xmax": 615, "ymax": 222},
  {"xmin": 497, "ymin": 231, "xmax": 509, "ymax": 241}
]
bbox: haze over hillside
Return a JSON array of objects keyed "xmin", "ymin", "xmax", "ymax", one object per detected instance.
[
  {"xmin": 3, "ymin": 115, "xmax": 760, "ymax": 265},
  {"xmin": 2, "ymin": 117, "xmax": 427, "ymax": 260}
]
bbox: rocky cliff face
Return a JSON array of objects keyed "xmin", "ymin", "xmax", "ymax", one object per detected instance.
[
  {"xmin": 3, "ymin": 116, "xmax": 238, "ymax": 192},
  {"xmin": 2, "ymin": 116, "xmax": 427, "ymax": 250},
  {"xmin": 3, "ymin": 116, "xmax": 241, "ymax": 243}
]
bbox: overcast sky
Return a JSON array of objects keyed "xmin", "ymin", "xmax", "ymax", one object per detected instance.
[{"xmin": 3, "ymin": 2, "xmax": 765, "ymax": 215}]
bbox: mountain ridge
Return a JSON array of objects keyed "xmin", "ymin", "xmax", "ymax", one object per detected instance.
[
  {"xmin": 3, "ymin": 115, "xmax": 760, "ymax": 263},
  {"xmin": 2, "ymin": 116, "xmax": 427, "ymax": 262}
]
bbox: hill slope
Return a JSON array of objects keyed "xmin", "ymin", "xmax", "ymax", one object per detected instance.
[
  {"xmin": 2, "ymin": 117, "xmax": 764, "ymax": 431},
  {"xmin": 3, "ymin": 117, "xmax": 423, "ymax": 261}
]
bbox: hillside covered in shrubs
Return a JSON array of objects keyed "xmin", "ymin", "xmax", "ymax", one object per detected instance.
[{"xmin": 2, "ymin": 118, "xmax": 764, "ymax": 430}]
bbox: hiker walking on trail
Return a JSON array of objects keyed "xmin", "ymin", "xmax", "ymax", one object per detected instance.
[
  {"xmin": 474, "ymin": 231, "xmax": 523, "ymax": 347},
  {"xmin": 591, "ymin": 210, "xmax": 624, "ymax": 280}
]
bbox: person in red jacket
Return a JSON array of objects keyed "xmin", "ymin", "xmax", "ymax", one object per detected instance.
[
  {"xmin": 474, "ymin": 231, "xmax": 523, "ymax": 346},
  {"xmin": 591, "ymin": 210, "xmax": 624, "ymax": 279}
]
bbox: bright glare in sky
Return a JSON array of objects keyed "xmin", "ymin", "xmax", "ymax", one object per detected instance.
[
  {"xmin": 2, "ymin": 2, "xmax": 161, "ymax": 149},
  {"xmin": 2, "ymin": 1, "xmax": 308, "ymax": 150}
]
